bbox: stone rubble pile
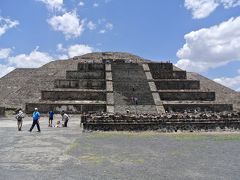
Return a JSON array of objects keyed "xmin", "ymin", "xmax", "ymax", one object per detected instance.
[
  {"xmin": 82, "ymin": 111, "xmax": 240, "ymax": 123},
  {"xmin": 82, "ymin": 111, "xmax": 240, "ymax": 131}
]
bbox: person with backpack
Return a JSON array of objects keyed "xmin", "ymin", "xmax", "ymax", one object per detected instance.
[
  {"xmin": 15, "ymin": 109, "xmax": 24, "ymax": 131},
  {"xmin": 29, "ymin": 108, "xmax": 41, "ymax": 132},
  {"xmin": 61, "ymin": 110, "xmax": 69, "ymax": 127},
  {"xmin": 48, "ymin": 110, "xmax": 54, "ymax": 127}
]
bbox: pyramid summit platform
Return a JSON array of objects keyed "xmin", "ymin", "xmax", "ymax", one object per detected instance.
[{"xmin": 0, "ymin": 52, "xmax": 239, "ymax": 115}]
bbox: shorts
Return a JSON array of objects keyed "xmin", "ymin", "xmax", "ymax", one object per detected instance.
[{"xmin": 49, "ymin": 117, "xmax": 53, "ymax": 120}]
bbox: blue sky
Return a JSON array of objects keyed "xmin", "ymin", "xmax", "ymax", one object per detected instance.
[{"xmin": 0, "ymin": 0, "xmax": 240, "ymax": 90}]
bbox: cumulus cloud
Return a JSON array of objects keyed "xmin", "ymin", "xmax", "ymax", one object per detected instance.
[
  {"xmin": 214, "ymin": 75, "xmax": 240, "ymax": 91},
  {"xmin": 37, "ymin": 0, "xmax": 64, "ymax": 11},
  {"xmin": 87, "ymin": 21, "xmax": 96, "ymax": 30},
  {"xmin": 47, "ymin": 11, "xmax": 85, "ymax": 39},
  {"xmin": 93, "ymin": 3, "xmax": 99, "ymax": 7},
  {"xmin": 0, "ymin": 64, "xmax": 15, "ymax": 78},
  {"xmin": 67, "ymin": 44, "xmax": 93, "ymax": 57},
  {"xmin": 0, "ymin": 43, "xmax": 95, "ymax": 77},
  {"xmin": 56, "ymin": 43, "xmax": 94, "ymax": 58},
  {"xmin": 8, "ymin": 48, "xmax": 54, "ymax": 68},
  {"xmin": 0, "ymin": 16, "xmax": 19, "ymax": 37},
  {"xmin": 175, "ymin": 16, "xmax": 240, "ymax": 72},
  {"xmin": 78, "ymin": 1, "xmax": 85, "ymax": 6},
  {"xmin": 0, "ymin": 48, "xmax": 11, "ymax": 59},
  {"xmin": 99, "ymin": 22, "xmax": 113, "ymax": 34},
  {"xmin": 185, "ymin": 0, "xmax": 240, "ymax": 19}
]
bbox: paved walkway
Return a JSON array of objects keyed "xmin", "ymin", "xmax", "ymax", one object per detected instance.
[{"xmin": 0, "ymin": 115, "xmax": 240, "ymax": 180}]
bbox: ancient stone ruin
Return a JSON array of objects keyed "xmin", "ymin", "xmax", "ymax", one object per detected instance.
[{"xmin": 0, "ymin": 52, "xmax": 239, "ymax": 130}]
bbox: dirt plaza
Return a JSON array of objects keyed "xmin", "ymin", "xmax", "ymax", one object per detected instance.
[{"xmin": 0, "ymin": 115, "xmax": 240, "ymax": 180}]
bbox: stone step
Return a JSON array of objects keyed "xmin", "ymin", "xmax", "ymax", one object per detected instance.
[
  {"xmin": 111, "ymin": 63, "xmax": 143, "ymax": 69},
  {"xmin": 41, "ymin": 90, "xmax": 106, "ymax": 101},
  {"xmin": 148, "ymin": 63, "xmax": 173, "ymax": 72},
  {"xmin": 112, "ymin": 62, "xmax": 155, "ymax": 107},
  {"xmin": 66, "ymin": 71, "xmax": 105, "ymax": 79},
  {"xmin": 77, "ymin": 63, "xmax": 105, "ymax": 71},
  {"xmin": 159, "ymin": 91, "xmax": 215, "ymax": 101},
  {"xmin": 54, "ymin": 79, "xmax": 106, "ymax": 89},
  {"xmin": 153, "ymin": 80, "xmax": 200, "ymax": 90},
  {"xmin": 162, "ymin": 103, "xmax": 233, "ymax": 113},
  {"xmin": 25, "ymin": 101, "xmax": 106, "ymax": 114},
  {"xmin": 151, "ymin": 71, "xmax": 186, "ymax": 79}
]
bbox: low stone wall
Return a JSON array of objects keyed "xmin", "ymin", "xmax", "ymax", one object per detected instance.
[
  {"xmin": 163, "ymin": 104, "xmax": 233, "ymax": 112},
  {"xmin": 159, "ymin": 92, "xmax": 215, "ymax": 101},
  {"xmin": 148, "ymin": 63, "xmax": 173, "ymax": 72},
  {"xmin": 78, "ymin": 63, "xmax": 105, "ymax": 71},
  {"xmin": 41, "ymin": 91, "xmax": 106, "ymax": 101},
  {"xmin": 155, "ymin": 80, "xmax": 200, "ymax": 90},
  {"xmin": 55, "ymin": 79, "xmax": 106, "ymax": 89},
  {"xmin": 0, "ymin": 107, "xmax": 5, "ymax": 116},
  {"xmin": 66, "ymin": 71, "xmax": 105, "ymax": 79},
  {"xmin": 82, "ymin": 112, "xmax": 240, "ymax": 131},
  {"xmin": 151, "ymin": 71, "xmax": 186, "ymax": 79}
]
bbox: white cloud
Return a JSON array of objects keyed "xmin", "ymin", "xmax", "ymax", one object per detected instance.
[
  {"xmin": 56, "ymin": 43, "xmax": 66, "ymax": 52},
  {"xmin": 0, "ymin": 48, "xmax": 11, "ymax": 59},
  {"xmin": 56, "ymin": 43, "xmax": 94, "ymax": 58},
  {"xmin": 214, "ymin": 75, "xmax": 240, "ymax": 91},
  {"xmin": 0, "ymin": 64, "xmax": 15, "ymax": 78},
  {"xmin": 0, "ymin": 43, "xmax": 95, "ymax": 77},
  {"xmin": 38, "ymin": 0, "xmax": 64, "ymax": 11},
  {"xmin": 78, "ymin": 1, "xmax": 85, "ymax": 6},
  {"xmin": 99, "ymin": 29, "xmax": 106, "ymax": 34},
  {"xmin": 87, "ymin": 21, "xmax": 96, "ymax": 30},
  {"xmin": 184, "ymin": 0, "xmax": 240, "ymax": 19},
  {"xmin": 47, "ymin": 11, "xmax": 85, "ymax": 39},
  {"xmin": 0, "ymin": 16, "xmax": 19, "ymax": 37},
  {"xmin": 99, "ymin": 22, "xmax": 113, "ymax": 34},
  {"xmin": 93, "ymin": 3, "xmax": 99, "ymax": 7},
  {"xmin": 175, "ymin": 16, "xmax": 240, "ymax": 72},
  {"xmin": 8, "ymin": 48, "xmax": 54, "ymax": 68},
  {"xmin": 105, "ymin": 23, "xmax": 113, "ymax": 30},
  {"xmin": 67, "ymin": 44, "xmax": 93, "ymax": 57}
]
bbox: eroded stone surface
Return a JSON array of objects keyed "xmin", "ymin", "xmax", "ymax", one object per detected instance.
[{"xmin": 1, "ymin": 116, "xmax": 240, "ymax": 180}]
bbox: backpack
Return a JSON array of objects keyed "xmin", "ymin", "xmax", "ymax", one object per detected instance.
[{"xmin": 16, "ymin": 114, "xmax": 22, "ymax": 121}]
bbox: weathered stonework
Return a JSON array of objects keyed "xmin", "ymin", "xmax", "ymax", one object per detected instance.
[
  {"xmin": 0, "ymin": 107, "xmax": 5, "ymax": 116},
  {"xmin": 0, "ymin": 52, "xmax": 238, "ymax": 116},
  {"xmin": 82, "ymin": 112, "xmax": 240, "ymax": 131}
]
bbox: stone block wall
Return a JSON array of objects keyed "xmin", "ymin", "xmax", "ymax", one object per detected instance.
[
  {"xmin": 0, "ymin": 107, "xmax": 5, "ymax": 116},
  {"xmin": 155, "ymin": 80, "xmax": 200, "ymax": 90},
  {"xmin": 41, "ymin": 91, "xmax": 106, "ymax": 101},
  {"xmin": 66, "ymin": 71, "xmax": 105, "ymax": 79},
  {"xmin": 54, "ymin": 79, "xmax": 106, "ymax": 89},
  {"xmin": 112, "ymin": 63, "xmax": 155, "ymax": 106},
  {"xmin": 151, "ymin": 71, "xmax": 186, "ymax": 79},
  {"xmin": 82, "ymin": 112, "xmax": 240, "ymax": 131},
  {"xmin": 148, "ymin": 63, "xmax": 173, "ymax": 72},
  {"xmin": 78, "ymin": 63, "xmax": 105, "ymax": 71},
  {"xmin": 163, "ymin": 104, "xmax": 233, "ymax": 112},
  {"xmin": 159, "ymin": 92, "xmax": 215, "ymax": 101}
]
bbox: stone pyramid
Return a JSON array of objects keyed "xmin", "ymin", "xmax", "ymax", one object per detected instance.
[{"xmin": 0, "ymin": 52, "xmax": 239, "ymax": 114}]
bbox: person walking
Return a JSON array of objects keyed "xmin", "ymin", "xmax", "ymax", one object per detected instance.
[
  {"xmin": 29, "ymin": 108, "xmax": 41, "ymax": 132},
  {"xmin": 15, "ymin": 109, "xmax": 24, "ymax": 131},
  {"xmin": 61, "ymin": 111, "xmax": 69, "ymax": 127},
  {"xmin": 48, "ymin": 110, "xmax": 54, "ymax": 127}
]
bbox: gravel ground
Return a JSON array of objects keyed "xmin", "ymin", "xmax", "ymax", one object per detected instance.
[{"xmin": 0, "ymin": 115, "xmax": 240, "ymax": 180}]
